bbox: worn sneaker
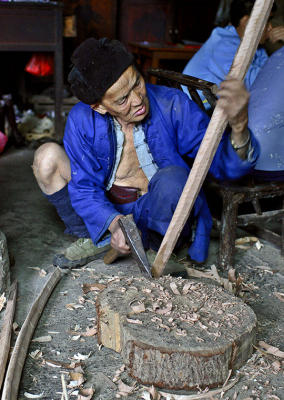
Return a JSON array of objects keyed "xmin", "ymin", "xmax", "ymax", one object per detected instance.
[{"xmin": 53, "ymin": 238, "xmax": 110, "ymax": 269}]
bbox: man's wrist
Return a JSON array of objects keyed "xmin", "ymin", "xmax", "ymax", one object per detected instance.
[
  {"xmin": 230, "ymin": 129, "xmax": 250, "ymax": 151},
  {"xmin": 108, "ymin": 215, "xmax": 123, "ymax": 233}
]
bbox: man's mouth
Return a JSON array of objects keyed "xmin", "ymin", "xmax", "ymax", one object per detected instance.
[{"xmin": 134, "ymin": 104, "xmax": 146, "ymax": 116}]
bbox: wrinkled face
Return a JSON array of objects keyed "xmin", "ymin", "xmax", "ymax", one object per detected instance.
[{"xmin": 93, "ymin": 65, "xmax": 149, "ymax": 127}]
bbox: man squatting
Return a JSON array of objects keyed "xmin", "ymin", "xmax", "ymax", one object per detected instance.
[{"xmin": 32, "ymin": 38, "xmax": 259, "ymax": 269}]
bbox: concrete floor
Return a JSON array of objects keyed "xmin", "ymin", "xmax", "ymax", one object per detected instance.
[{"xmin": 0, "ymin": 147, "xmax": 284, "ymax": 399}]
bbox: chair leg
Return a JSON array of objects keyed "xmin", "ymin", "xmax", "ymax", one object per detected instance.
[{"xmin": 219, "ymin": 192, "xmax": 240, "ymax": 269}]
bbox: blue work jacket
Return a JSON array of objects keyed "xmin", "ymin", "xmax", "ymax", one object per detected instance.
[{"xmin": 64, "ymin": 84, "xmax": 259, "ymax": 262}]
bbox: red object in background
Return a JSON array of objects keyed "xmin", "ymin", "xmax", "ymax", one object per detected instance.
[
  {"xmin": 0, "ymin": 131, "xmax": 8, "ymax": 154},
  {"xmin": 25, "ymin": 53, "xmax": 54, "ymax": 77}
]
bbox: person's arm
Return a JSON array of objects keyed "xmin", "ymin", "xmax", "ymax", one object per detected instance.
[
  {"xmin": 217, "ymin": 78, "xmax": 250, "ymax": 160},
  {"xmin": 63, "ymin": 109, "xmax": 121, "ymax": 245},
  {"xmin": 169, "ymin": 85, "xmax": 259, "ymax": 181}
]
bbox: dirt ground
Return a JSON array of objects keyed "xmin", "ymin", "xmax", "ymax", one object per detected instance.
[{"xmin": 0, "ymin": 148, "xmax": 283, "ymax": 400}]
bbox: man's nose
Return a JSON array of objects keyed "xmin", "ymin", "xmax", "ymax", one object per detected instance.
[{"xmin": 131, "ymin": 89, "xmax": 142, "ymax": 105}]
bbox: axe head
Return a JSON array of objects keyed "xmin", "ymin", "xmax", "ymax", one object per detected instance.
[{"xmin": 118, "ymin": 214, "xmax": 152, "ymax": 278}]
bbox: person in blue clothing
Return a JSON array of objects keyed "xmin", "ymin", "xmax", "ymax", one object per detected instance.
[
  {"xmin": 182, "ymin": 0, "xmax": 284, "ymax": 109},
  {"xmin": 248, "ymin": 46, "xmax": 284, "ymax": 181},
  {"xmin": 32, "ymin": 38, "xmax": 259, "ymax": 269}
]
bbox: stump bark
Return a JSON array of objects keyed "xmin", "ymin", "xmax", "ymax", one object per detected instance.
[
  {"xmin": 0, "ymin": 230, "xmax": 10, "ymax": 294},
  {"xmin": 96, "ymin": 276, "xmax": 257, "ymax": 390}
]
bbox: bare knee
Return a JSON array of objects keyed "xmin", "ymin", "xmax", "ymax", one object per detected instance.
[{"xmin": 32, "ymin": 143, "xmax": 70, "ymax": 194}]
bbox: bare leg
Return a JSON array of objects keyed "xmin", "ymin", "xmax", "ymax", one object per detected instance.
[{"xmin": 32, "ymin": 142, "xmax": 71, "ymax": 195}]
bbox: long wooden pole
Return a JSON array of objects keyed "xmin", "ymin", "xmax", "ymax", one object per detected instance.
[
  {"xmin": 0, "ymin": 281, "xmax": 17, "ymax": 390},
  {"xmin": 1, "ymin": 268, "xmax": 62, "ymax": 400},
  {"xmin": 152, "ymin": 0, "xmax": 274, "ymax": 278}
]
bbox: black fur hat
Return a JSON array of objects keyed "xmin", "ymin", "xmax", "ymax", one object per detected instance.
[{"xmin": 68, "ymin": 37, "xmax": 134, "ymax": 104}]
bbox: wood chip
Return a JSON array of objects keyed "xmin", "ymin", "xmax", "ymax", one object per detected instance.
[
  {"xmin": 131, "ymin": 303, "xmax": 146, "ymax": 314},
  {"xmin": 170, "ymin": 282, "xmax": 180, "ymax": 295},
  {"xmin": 32, "ymin": 335, "xmax": 52, "ymax": 343},
  {"xmin": 126, "ymin": 318, "xmax": 143, "ymax": 325},
  {"xmin": 82, "ymin": 283, "xmax": 106, "ymax": 294},
  {"xmin": 0, "ymin": 293, "xmax": 6, "ymax": 311},
  {"xmin": 24, "ymin": 392, "xmax": 44, "ymax": 399},
  {"xmin": 235, "ymin": 236, "xmax": 258, "ymax": 244},
  {"xmin": 274, "ymin": 292, "xmax": 284, "ymax": 302},
  {"xmin": 77, "ymin": 387, "xmax": 95, "ymax": 400},
  {"xmin": 72, "ymin": 352, "xmax": 91, "ymax": 361},
  {"xmin": 259, "ymin": 341, "xmax": 284, "ymax": 358}
]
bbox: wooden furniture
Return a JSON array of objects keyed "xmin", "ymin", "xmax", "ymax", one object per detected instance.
[
  {"xmin": 0, "ymin": 1, "xmax": 63, "ymax": 139},
  {"xmin": 210, "ymin": 179, "xmax": 284, "ymax": 268},
  {"xmin": 148, "ymin": 68, "xmax": 284, "ymax": 268},
  {"xmin": 129, "ymin": 42, "xmax": 201, "ymax": 84}
]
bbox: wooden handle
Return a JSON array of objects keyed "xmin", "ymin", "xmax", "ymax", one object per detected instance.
[
  {"xmin": 104, "ymin": 248, "xmax": 121, "ymax": 264},
  {"xmin": 152, "ymin": 0, "xmax": 274, "ymax": 278}
]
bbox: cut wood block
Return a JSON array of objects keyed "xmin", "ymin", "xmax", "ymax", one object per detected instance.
[{"xmin": 96, "ymin": 276, "xmax": 257, "ymax": 390}]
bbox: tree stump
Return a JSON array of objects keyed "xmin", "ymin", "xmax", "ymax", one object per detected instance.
[
  {"xmin": 96, "ymin": 276, "xmax": 257, "ymax": 390},
  {"xmin": 0, "ymin": 230, "xmax": 10, "ymax": 294}
]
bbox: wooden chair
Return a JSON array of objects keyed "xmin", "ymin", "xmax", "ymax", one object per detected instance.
[{"xmin": 147, "ymin": 68, "xmax": 284, "ymax": 268}]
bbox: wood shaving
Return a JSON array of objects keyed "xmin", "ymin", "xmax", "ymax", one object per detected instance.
[
  {"xmin": 131, "ymin": 303, "xmax": 146, "ymax": 314},
  {"xmin": 29, "ymin": 349, "xmax": 43, "ymax": 359},
  {"xmin": 235, "ymin": 236, "xmax": 258, "ymax": 245},
  {"xmin": 170, "ymin": 282, "xmax": 180, "ymax": 295},
  {"xmin": 72, "ymin": 352, "xmax": 91, "ymax": 361},
  {"xmin": 77, "ymin": 387, "xmax": 95, "ymax": 400},
  {"xmin": 274, "ymin": 292, "xmax": 284, "ymax": 302},
  {"xmin": 116, "ymin": 379, "xmax": 137, "ymax": 397},
  {"xmin": 32, "ymin": 335, "xmax": 52, "ymax": 343},
  {"xmin": 258, "ymin": 341, "xmax": 284, "ymax": 358},
  {"xmin": 82, "ymin": 283, "xmax": 107, "ymax": 294},
  {"xmin": 0, "ymin": 292, "xmax": 6, "ymax": 311},
  {"xmin": 126, "ymin": 318, "xmax": 143, "ymax": 325},
  {"xmin": 67, "ymin": 372, "xmax": 85, "ymax": 388},
  {"xmin": 65, "ymin": 303, "xmax": 84, "ymax": 310},
  {"xmin": 24, "ymin": 392, "xmax": 44, "ymax": 399}
]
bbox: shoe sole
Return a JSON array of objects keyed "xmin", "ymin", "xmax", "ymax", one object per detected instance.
[{"xmin": 53, "ymin": 246, "xmax": 110, "ymax": 269}]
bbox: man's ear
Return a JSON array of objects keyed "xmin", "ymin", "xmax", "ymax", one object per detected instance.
[{"xmin": 90, "ymin": 103, "xmax": 108, "ymax": 115}]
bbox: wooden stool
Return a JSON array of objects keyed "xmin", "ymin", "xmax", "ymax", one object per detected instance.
[{"xmin": 209, "ymin": 178, "xmax": 284, "ymax": 268}]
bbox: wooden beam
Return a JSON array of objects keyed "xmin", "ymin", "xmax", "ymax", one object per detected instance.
[
  {"xmin": 0, "ymin": 281, "xmax": 17, "ymax": 391},
  {"xmin": 1, "ymin": 268, "xmax": 62, "ymax": 400},
  {"xmin": 152, "ymin": 0, "xmax": 275, "ymax": 278}
]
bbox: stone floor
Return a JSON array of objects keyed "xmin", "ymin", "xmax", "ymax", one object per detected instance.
[{"xmin": 0, "ymin": 147, "xmax": 283, "ymax": 400}]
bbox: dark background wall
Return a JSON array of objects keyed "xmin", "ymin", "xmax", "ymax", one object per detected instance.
[{"xmin": 1, "ymin": 0, "xmax": 283, "ymax": 107}]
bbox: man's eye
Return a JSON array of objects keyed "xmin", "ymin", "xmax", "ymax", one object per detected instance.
[{"xmin": 118, "ymin": 97, "xmax": 127, "ymax": 105}]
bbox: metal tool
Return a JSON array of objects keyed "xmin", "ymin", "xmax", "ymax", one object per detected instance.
[{"xmin": 118, "ymin": 214, "xmax": 152, "ymax": 278}]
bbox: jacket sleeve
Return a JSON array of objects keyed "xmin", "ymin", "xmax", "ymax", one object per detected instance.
[
  {"xmin": 209, "ymin": 38, "xmax": 268, "ymax": 90},
  {"xmin": 63, "ymin": 110, "xmax": 120, "ymax": 244},
  {"xmin": 170, "ymin": 90, "xmax": 259, "ymax": 180}
]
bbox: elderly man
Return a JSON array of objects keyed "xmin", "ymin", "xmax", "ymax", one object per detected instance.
[{"xmin": 33, "ymin": 38, "xmax": 259, "ymax": 269}]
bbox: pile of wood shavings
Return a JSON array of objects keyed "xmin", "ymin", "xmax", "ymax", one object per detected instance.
[{"xmin": 100, "ymin": 275, "xmax": 256, "ymax": 347}]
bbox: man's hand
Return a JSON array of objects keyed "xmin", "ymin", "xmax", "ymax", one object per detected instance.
[
  {"xmin": 268, "ymin": 26, "xmax": 284, "ymax": 43},
  {"xmin": 217, "ymin": 79, "xmax": 250, "ymax": 159},
  {"xmin": 108, "ymin": 215, "xmax": 131, "ymax": 254}
]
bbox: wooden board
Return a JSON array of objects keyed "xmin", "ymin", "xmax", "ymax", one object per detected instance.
[
  {"xmin": 1, "ymin": 268, "xmax": 62, "ymax": 400},
  {"xmin": 96, "ymin": 276, "xmax": 257, "ymax": 390},
  {"xmin": 0, "ymin": 281, "xmax": 17, "ymax": 390}
]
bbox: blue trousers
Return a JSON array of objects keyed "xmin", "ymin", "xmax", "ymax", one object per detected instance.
[
  {"xmin": 116, "ymin": 166, "xmax": 191, "ymax": 251},
  {"xmin": 46, "ymin": 166, "xmax": 192, "ymax": 252}
]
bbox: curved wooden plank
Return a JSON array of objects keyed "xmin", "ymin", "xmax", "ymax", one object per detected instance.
[
  {"xmin": 152, "ymin": 0, "xmax": 274, "ymax": 278},
  {"xmin": 0, "ymin": 281, "xmax": 17, "ymax": 390},
  {"xmin": 1, "ymin": 268, "xmax": 62, "ymax": 400}
]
